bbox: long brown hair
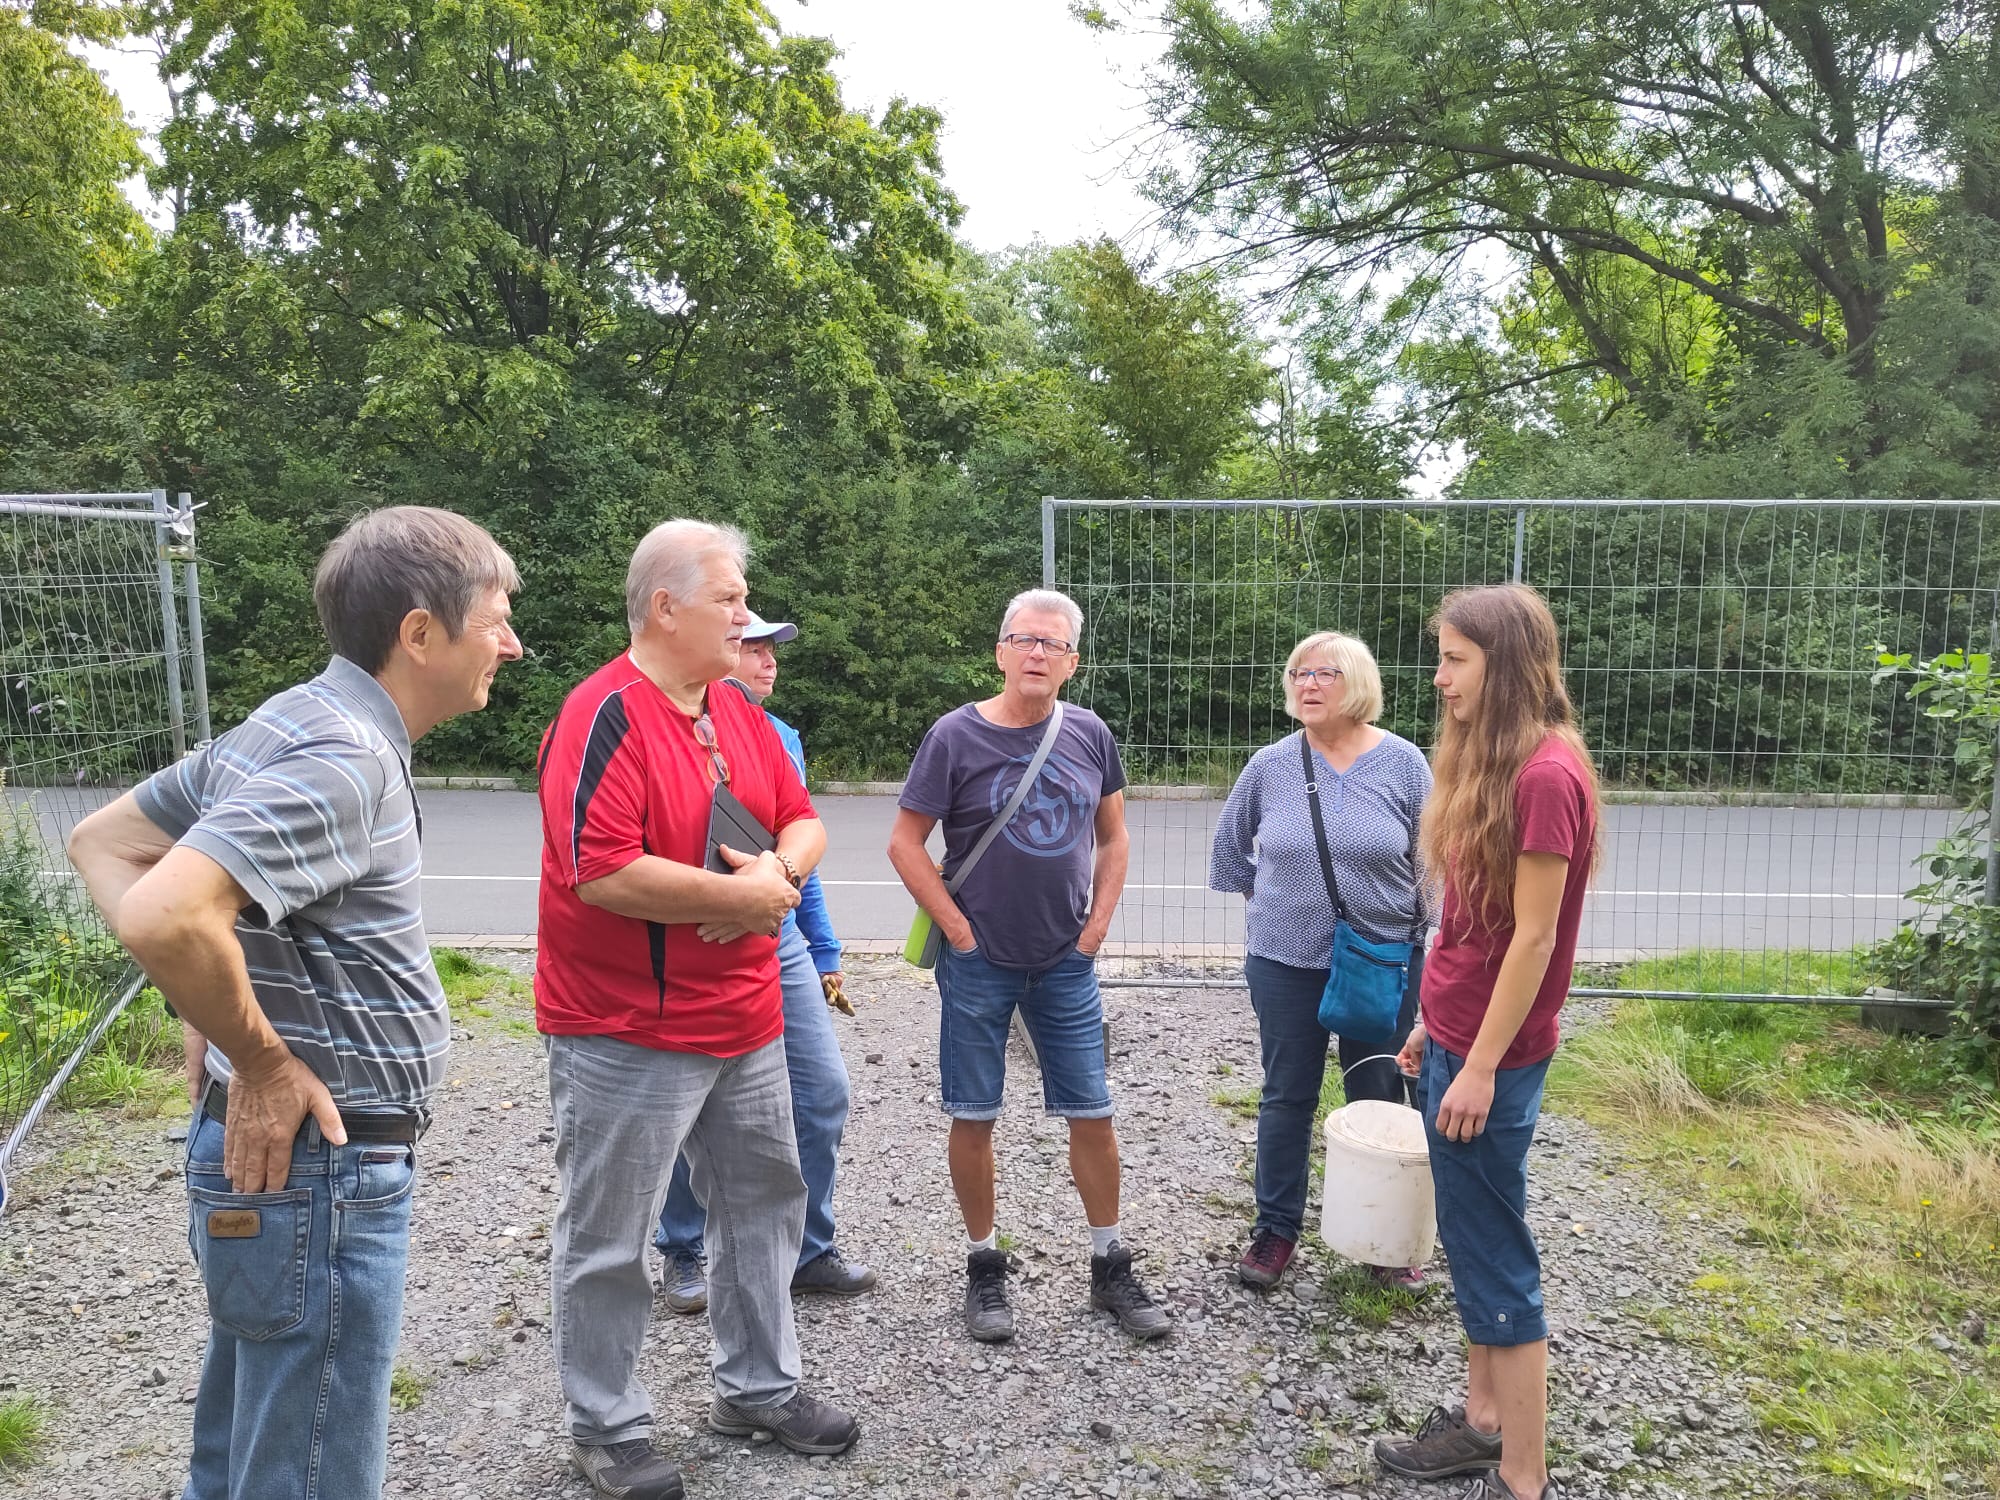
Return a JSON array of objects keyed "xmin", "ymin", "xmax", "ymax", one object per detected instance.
[{"xmin": 1420, "ymin": 584, "xmax": 1600, "ymax": 928}]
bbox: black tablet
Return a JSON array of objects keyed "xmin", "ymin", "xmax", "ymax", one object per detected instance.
[{"xmin": 705, "ymin": 782, "xmax": 775, "ymax": 873}]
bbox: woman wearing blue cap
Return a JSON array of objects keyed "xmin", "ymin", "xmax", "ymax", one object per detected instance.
[{"xmin": 653, "ymin": 609, "xmax": 875, "ymax": 1306}]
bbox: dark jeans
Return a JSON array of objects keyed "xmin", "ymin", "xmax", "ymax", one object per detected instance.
[{"xmin": 1243, "ymin": 949, "xmax": 1424, "ymax": 1244}]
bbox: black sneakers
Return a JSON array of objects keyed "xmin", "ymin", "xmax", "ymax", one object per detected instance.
[
  {"xmin": 1090, "ymin": 1244, "xmax": 1172, "ymax": 1340},
  {"xmin": 965, "ymin": 1248, "xmax": 1016, "ymax": 1342},
  {"xmin": 571, "ymin": 1438, "xmax": 684, "ymax": 1500},
  {"xmin": 708, "ymin": 1390, "xmax": 860, "ymax": 1455},
  {"xmin": 1374, "ymin": 1404, "xmax": 1505, "ymax": 1479},
  {"xmin": 791, "ymin": 1247, "xmax": 878, "ymax": 1297}
]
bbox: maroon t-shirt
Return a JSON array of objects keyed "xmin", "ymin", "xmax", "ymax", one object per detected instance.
[{"xmin": 1420, "ymin": 736, "xmax": 1596, "ymax": 1069}]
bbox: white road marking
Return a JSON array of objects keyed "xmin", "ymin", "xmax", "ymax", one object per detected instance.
[{"xmin": 414, "ymin": 874, "xmax": 1908, "ymax": 900}]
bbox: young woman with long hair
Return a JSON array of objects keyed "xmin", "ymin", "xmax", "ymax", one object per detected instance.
[{"xmin": 1373, "ymin": 584, "xmax": 1601, "ymax": 1500}]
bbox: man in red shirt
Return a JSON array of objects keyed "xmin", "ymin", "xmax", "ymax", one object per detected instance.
[{"xmin": 536, "ymin": 519, "xmax": 857, "ymax": 1500}]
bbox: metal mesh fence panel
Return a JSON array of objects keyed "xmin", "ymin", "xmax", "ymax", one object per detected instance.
[
  {"xmin": 1046, "ymin": 498, "xmax": 2000, "ymax": 997},
  {"xmin": 0, "ymin": 492, "xmax": 207, "ymax": 1209}
]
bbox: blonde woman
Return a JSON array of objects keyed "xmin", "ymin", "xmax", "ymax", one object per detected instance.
[{"xmin": 1208, "ymin": 631, "xmax": 1432, "ymax": 1292}]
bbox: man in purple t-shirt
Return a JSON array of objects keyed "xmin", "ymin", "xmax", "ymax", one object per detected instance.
[{"xmin": 888, "ymin": 588, "xmax": 1170, "ymax": 1347}]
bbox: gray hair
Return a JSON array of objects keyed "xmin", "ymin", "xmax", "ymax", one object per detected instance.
[
  {"xmin": 314, "ymin": 506, "xmax": 519, "ymax": 673},
  {"xmin": 999, "ymin": 588, "xmax": 1083, "ymax": 644},
  {"xmin": 626, "ymin": 519, "xmax": 750, "ymax": 634}
]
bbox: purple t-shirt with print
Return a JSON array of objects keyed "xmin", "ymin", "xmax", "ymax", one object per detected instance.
[{"xmin": 899, "ymin": 702, "xmax": 1126, "ymax": 971}]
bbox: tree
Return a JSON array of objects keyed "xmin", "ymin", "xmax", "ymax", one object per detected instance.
[
  {"xmin": 1145, "ymin": 0, "xmax": 2000, "ymax": 494},
  {"xmin": 135, "ymin": 0, "xmax": 990, "ymax": 771},
  {"xmin": 962, "ymin": 238, "xmax": 1275, "ymax": 500},
  {"xmin": 0, "ymin": 2, "xmax": 148, "ymax": 489}
]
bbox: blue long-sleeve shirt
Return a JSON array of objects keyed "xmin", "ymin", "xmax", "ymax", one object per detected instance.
[
  {"xmin": 766, "ymin": 709, "xmax": 843, "ymax": 972},
  {"xmin": 1208, "ymin": 730, "xmax": 1432, "ymax": 968}
]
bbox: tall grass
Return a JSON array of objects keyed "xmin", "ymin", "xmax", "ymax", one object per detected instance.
[
  {"xmin": 0, "ymin": 1394, "xmax": 46, "ymax": 1473},
  {"xmin": 1552, "ymin": 954, "xmax": 2000, "ymax": 1496}
]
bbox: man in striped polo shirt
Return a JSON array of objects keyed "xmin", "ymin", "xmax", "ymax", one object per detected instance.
[{"xmin": 67, "ymin": 506, "xmax": 521, "ymax": 1500}]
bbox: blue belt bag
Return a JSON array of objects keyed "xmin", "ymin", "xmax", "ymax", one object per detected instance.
[{"xmin": 1299, "ymin": 732, "xmax": 1421, "ymax": 1046}]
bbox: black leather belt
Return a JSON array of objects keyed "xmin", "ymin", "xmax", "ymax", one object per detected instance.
[{"xmin": 202, "ymin": 1081, "xmax": 430, "ymax": 1144}]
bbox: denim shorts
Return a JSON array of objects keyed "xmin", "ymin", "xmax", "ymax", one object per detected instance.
[
  {"xmin": 935, "ymin": 941, "xmax": 1113, "ymax": 1120},
  {"xmin": 1420, "ymin": 1038, "xmax": 1551, "ymax": 1347}
]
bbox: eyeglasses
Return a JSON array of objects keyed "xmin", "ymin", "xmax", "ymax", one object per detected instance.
[
  {"xmin": 1287, "ymin": 667, "xmax": 1344, "ymax": 686},
  {"xmin": 1000, "ymin": 633, "xmax": 1077, "ymax": 658},
  {"xmin": 692, "ymin": 711, "xmax": 731, "ymax": 786}
]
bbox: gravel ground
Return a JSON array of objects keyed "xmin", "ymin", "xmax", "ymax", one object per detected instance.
[{"xmin": 1, "ymin": 957, "xmax": 1806, "ymax": 1500}]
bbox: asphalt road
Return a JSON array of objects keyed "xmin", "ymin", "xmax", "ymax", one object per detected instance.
[
  {"xmin": 408, "ymin": 792, "xmax": 1951, "ymax": 961},
  {"xmin": 12, "ymin": 787, "xmax": 1959, "ymax": 963}
]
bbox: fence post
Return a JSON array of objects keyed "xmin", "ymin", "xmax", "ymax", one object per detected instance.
[
  {"xmin": 1042, "ymin": 496, "xmax": 1057, "ymax": 588},
  {"xmin": 150, "ymin": 488, "xmax": 187, "ymax": 758},
  {"xmin": 179, "ymin": 493, "xmax": 213, "ymax": 745},
  {"xmin": 1512, "ymin": 506, "xmax": 1527, "ymax": 582}
]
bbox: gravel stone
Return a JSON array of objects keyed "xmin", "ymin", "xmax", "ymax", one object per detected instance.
[{"xmin": 0, "ymin": 962, "xmax": 1811, "ymax": 1497}]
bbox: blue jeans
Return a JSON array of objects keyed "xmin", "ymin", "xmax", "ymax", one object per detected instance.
[
  {"xmin": 656, "ymin": 923, "xmax": 851, "ymax": 1268},
  {"xmin": 1421, "ymin": 1038, "xmax": 1551, "ymax": 1346},
  {"xmin": 1242, "ymin": 949, "xmax": 1423, "ymax": 1243},
  {"xmin": 935, "ymin": 940, "xmax": 1112, "ymax": 1119},
  {"xmin": 181, "ymin": 1106, "xmax": 416, "ymax": 1500}
]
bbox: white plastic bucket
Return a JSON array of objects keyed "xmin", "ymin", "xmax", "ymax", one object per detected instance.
[{"xmin": 1320, "ymin": 1099, "xmax": 1436, "ymax": 1268}]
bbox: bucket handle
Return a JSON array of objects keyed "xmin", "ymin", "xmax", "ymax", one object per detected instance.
[{"xmin": 1341, "ymin": 1051, "xmax": 1419, "ymax": 1081}]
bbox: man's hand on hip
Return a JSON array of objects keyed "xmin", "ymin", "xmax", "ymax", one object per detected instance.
[
  {"xmin": 221, "ymin": 1049, "xmax": 347, "ymax": 1194},
  {"xmin": 183, "ymin": 1027, "xmax": 211, "ymax": 1110}
]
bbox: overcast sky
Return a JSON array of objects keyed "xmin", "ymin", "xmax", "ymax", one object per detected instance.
[{"xmin": 83, "ymin": 0, "xmax": 1169, "ymax": 254}]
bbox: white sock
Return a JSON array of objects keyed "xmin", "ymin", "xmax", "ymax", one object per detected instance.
[
  {"xmin": 967, "ymin": 1230, "xmax": 998, "ymax": 1253},
  {"xmin": 1089, "ymin": 1223, "xmax": 1122, "ymax": 1257}
]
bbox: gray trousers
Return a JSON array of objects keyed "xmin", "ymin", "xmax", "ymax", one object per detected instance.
[{"xmin": 547, "ymin": 1032, "xmax": 806, "ymax": 1443}]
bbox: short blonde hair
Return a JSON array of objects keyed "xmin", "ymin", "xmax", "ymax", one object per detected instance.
[{"xmin": 1283, "ymin": 631, "xmax": 1384, "ymax": 723}]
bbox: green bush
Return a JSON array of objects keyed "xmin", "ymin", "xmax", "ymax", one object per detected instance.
[{"xmin": 1865, "ymin": 646, "xmax": 2000, "ymax": 1066}]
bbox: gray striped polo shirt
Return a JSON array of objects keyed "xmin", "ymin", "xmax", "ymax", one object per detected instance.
[
  {"xmin": 1209, "ymin": 729, "xmax": 1434, "ymax": 969},
  {"xmin": 135, "ymin": 655, "xmax": 446, "ymax": 1110}
]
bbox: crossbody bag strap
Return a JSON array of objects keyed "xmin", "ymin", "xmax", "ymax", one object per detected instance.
[
  {"xmin": 946, "ymin": 700, "xmax": 1066, "ymax": 896},
  {"xmin": 1407, "ymin": 817, "xmax": 1428, "ymax": 945},
  {"xmin": 1298, "ymin": 730, "xmax": 1344, "ymax": 922}
]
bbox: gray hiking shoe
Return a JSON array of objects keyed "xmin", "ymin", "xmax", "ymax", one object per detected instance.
[
  {"xmin": 708, "ymin": 1390, "xmax": 859, "ymax": 1455},
  {"xmin": 658, "ymin": 1251, "xmax": 706, "ymax": 1315},
  {"xmin": 1461, "ymin": 1473, "xmax": 1560, "ymax": 1500},
  {"xmin": 1373, "ymin": 1404, "xmax": 1504, "ymax": 1480},
  {"xmin": 570, "ymin": 1437, "xmax": 684, "ymax": 1500},
  {"xmin": 965, "ymin": 1248, "xmax": 1016, "ymax": 1342},
  {"xmin": 1089, "ymin": 1243, "xmax": 1172, "ymax": 1340},
  {"xmin": 792, "ymin": 1247, "xmax": 878, "ymax": 1297}
]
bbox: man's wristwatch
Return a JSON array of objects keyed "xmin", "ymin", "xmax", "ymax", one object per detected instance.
[{"xmin": 774, "ymin": 852, "xmax": 804, "ymax": 889}]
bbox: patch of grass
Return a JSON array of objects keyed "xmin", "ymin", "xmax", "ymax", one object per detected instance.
[
  {"xmin": 433, "ymin": 948, "xmax": 532, "ymax": 1021},
  {"xmin": 1616, "ymin": 948, "xmax": 1866, "ymax": 1002},
  {"xmin": 388, "ymin": 1364, "xmax": 431, "ymax": 1413},
  {"xmin": 996, "ymin": 1231, "xmax": 1018, "ymax": 1253},
  {"xmin": 0, "ymin": 1394, "xmax": 47, "ymax": 1472},
  {"xmin": 61, "ymin": 1050, "xmax": 183, "ymax": 1115},
  {"xmin": 1551, "ymin": 954, "xmax": 2000, "ymax": 1496},
  {"xmin": 1631, "ymin": 1416, "xmax": 1656, "ymax": 1455},
  {"xmin": 1320, "ymin": 1261, "xmax": 1427, "ymax": 1329},
  {"xmin": 1297, "ymin": 1435, "xmax": 1331, "ymax": 1472},
  {"xmin": 1209, "ymin": 1087, "xmax": 1259, "ymax": 1121}
]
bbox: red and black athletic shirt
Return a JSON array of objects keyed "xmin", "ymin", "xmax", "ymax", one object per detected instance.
[{"xmin": 533, "ymin": 654, "xmax": 816, "ymax": 1057}]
